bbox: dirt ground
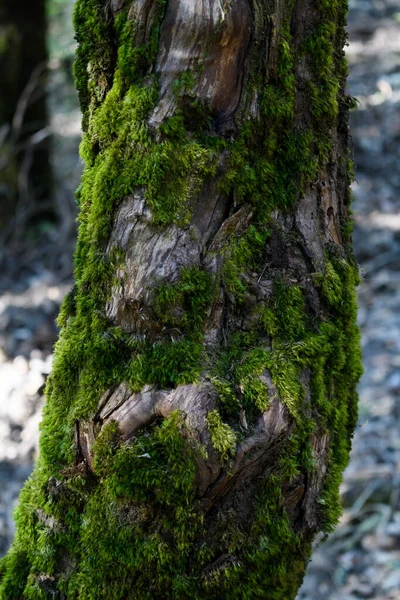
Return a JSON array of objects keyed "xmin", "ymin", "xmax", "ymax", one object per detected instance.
[{"xmin": 1, "ymin": 1, "xmax": 400, "ymax": 598}]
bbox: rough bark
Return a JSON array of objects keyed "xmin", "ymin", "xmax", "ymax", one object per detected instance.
[{"xmin": 0, "ymin": 0, "xmax": 362, "ymax": 599}]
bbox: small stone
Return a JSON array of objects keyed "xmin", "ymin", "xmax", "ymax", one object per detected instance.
[
  {"xmin": 387, "ymin": 370, "xmax": 400, "ymax": 390},
  {"xmin": 13, "ymin": 355, "xmax": 29, "ymax": 374},
  {"xmin": 383, "ymin": 570, "xmax": 400, "ymax": 591},
  {"xmin": 386, "ymin": 521, "xmax": 400, "ymax": 537},
  {"xmin": 362, "ymin": 533, "xmax": 397, "ymax": 551},
  {"xmin": 375, "ymin": 551, "xmax": 399, "ymax": 566}
]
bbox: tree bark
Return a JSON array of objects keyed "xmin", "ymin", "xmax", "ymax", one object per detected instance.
[{"xmin": 0, "ymin": 0, "xmax": 362, "ymax": 599}]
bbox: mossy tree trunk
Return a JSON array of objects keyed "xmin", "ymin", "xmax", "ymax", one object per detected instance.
[
  {"xmin": 0, "ymin": 0, "xmax": 50, "ymax": 227},
  {"xmin": 0, "ymin": 0, "xmax": 362, "ymax": 598}
]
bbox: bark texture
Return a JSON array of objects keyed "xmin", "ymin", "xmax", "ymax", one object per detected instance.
[{"xmin": 0, "ymin": 0, "xmax": 362, "ymax": 599}]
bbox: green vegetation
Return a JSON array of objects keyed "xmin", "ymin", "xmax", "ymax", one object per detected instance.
[
  {"xmin": 0, "ymin": 0, "xmax": 362, "ymax": 597},
  {"xmin": 206, "ymin": 410, "xmax": 237, "ymax": 462},
  {"xmin": 153, "ymin": 267, "xmax": 213, "ymax": 337}
]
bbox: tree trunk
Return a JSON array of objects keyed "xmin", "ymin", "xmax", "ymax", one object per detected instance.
[
  {"xmin": 0, "ymin": 0, "xmax": 362, "ymax": 598},
  {"xmin": 0, "ymin": 0, "xmax": 51, "ymax": 227}
]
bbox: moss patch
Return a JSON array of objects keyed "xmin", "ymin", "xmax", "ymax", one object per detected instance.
[
  {"xmin": 207, "ymin": 410, "xmax": 237, "ymax": 462},
  {"xmin": 153, "ymin": 266, "xmax": 213, "ymax": 338}
]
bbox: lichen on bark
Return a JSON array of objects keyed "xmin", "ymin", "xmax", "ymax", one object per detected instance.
[{"xmin": 0, "ymin": 0, "xmax": 362, "ymax": 599}]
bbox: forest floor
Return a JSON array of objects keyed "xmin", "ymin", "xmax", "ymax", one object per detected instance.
[{"xmin": 1, "ymin": 1, "xmax": 400, "ymax": 598}]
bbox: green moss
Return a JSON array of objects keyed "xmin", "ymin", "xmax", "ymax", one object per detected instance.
[
  {"xmin": 29, "ymin": 0, "xmax": 220, "ymax": 479},
  {"xmin": 220, "ymin": 20, "xmax": 319, "ymax": 215},
  {"xmin": 207, "ymin": 410, "xmax": 237, "ymax": 462},
  {"xmin": 314, "ymin": 260, "xmax": 343, "ymax": 307},
  {"xmin": 0, "ymin": 549, "xmax": 30, "ymax": 599},
  {"xmin": 172, "ymin": 70, "xmax": 197, "ymax": 96},
  {"xmin": 227, "ymin": 485, "xmax": 308, "ymax": 599},
  {"xmin": 0, "ymin": 0, "xmax": 362, "ymax": 596},
  {"xmin": 222, "ymin": 225, "xmax": 269, "ymax": 300},
  {"xmin": 153, "ymin": 267, "xmax": 213, "ymax": 338},
  {"xmin": 71, "ymin": 411, "xmax": 202, "ymax": 599},
  {"xmin": 199, "ymin": 438, "xmax": 314, "ymax": 599},
  {"xmin": 304, "ymin": 23, "xmax": 340, "ymax": 123},
  {"xmin": 73, "ymin": 0, "xmax": 116, "ymax": 130},
  {"xmin": 214, "ymin": 256, "xmax": 362, "ymax": 524},
  {"xmin": 271, "ymin": 282, "xmax": 306, "ymax": 340}
]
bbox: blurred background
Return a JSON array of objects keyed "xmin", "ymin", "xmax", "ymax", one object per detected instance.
[{"xmin": 0, "ymin": 1, "xmax": 399, "ymax": 598}]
